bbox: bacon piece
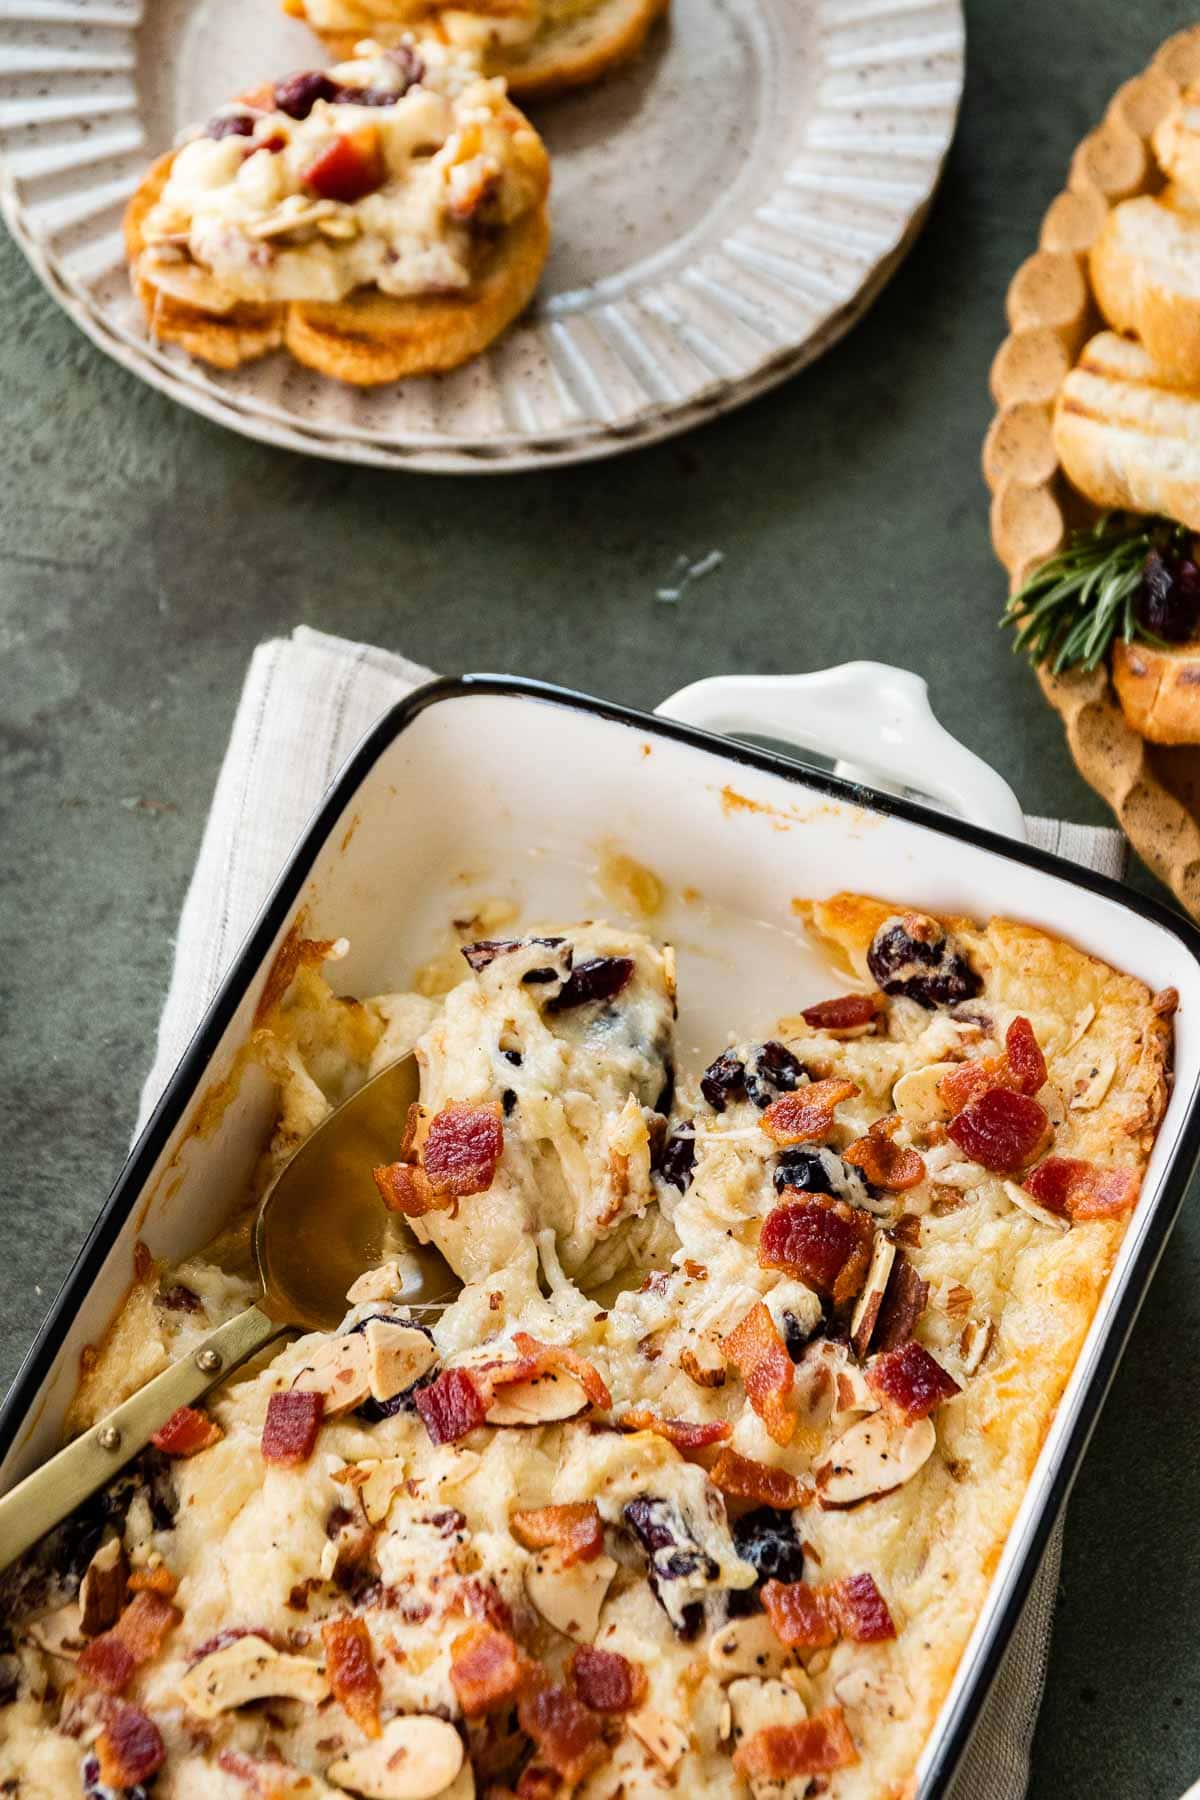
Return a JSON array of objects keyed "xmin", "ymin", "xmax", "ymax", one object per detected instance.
[
  {"xmin": 830, "ymin": 1571, "xmax": 896, "ymax": 1642},
  {"xmin": 1024, "ymin": 1155, "xmax": 1140, "ymax": 1220},
  {"xmin": 415, "ymin": 1367, "xmax": 488, "ymax": 1445},
  {"xmin": 873, "ymin": 1254, "xmax": 929, "ymax": 1353},
  {"xmin": 79, "ymin": 1590, "xmax": 180, "ymax": 1694},
  {"xmin": 372, "ymin": 1159, "xmax": 444, "ymax": 1218},
  {"xmin": 261, "ymin": 1389, "xmax": 323, "ymax": 1466},
  {"xmin": 77, "ymin": 1633, "xmax": 136, "ymax": 1694},
  {"xmin": 450, "ymin": 1624, "xmax": 528, "ymax": 1715},
  {"xmin": 424, "ymin": 1101, "xmax": 504, "ymax": 1199},
  {"xmin": 761, "ymin": 1580, "xmax": 836, "ymax": 1649},
  {"xmin": 510, "ymin": 1503, "xmax": 605, "ymax": 1567},
  {"xmin": 569, "ymin": 1647, "xmax": 647, "ymax": 1714},
  {"xmin": 455, "ymin": 1579, "xmax": 514, "ymax": 1634},
  {"xmin": 302, "ymin": 125, "xmax": 383, "ymax": 202},
  {"xmin": 151, "ymin": 1404, "xmax": 222, "ymax": 1457},
  {"xmin": 709, "ymin": 1449, "xmax": 806, "ymax": 1511},
  {"xmin": 940, "ymin": 1016, "xmax": 1048, "ymax": 1114},
  {"xmin": 322, "ymin": 1617, "xmax": 381, "ymax": 1739},
  {"xmin": 938, "ymin": 1059, "xmax": 993, "ymax": 1113},
  {"xmin": 760, "ymin": 1079, "xmax": 859, "ymax": 1146},
  {"xmin": 617, "ymin": 1410, "xmax": 732, "ymax": 1453},
  {"xmin": 723, "ymin": 1304, "xmax": 795, "ymax": 1446},
  {"xmin": 128, "ymin": 1565, "xmax": 178, "ymax": 1597},
  {"xmin": 510, "ymin": 1333, "xmax": 612, "ymax": 1410},
  {"xmin": 96, "ymin": 1706, "xmax": 166, "ymax": 1787},
  {"xmin": 758, "ymin": 1195, "xmax": 875, "ymax": 1305},
  {"xmin": 947, "ymin": 1087, "xmax": 1049, "ymax": 1172},
  {"xmin": 733, "ymin": 1706, "xmax": 858, "ymax": 1780},
  {"xmin": 867, "ymin": 1341, "xmax": 960, "ymax": 1420},
  {"xmin": 1004, "ymin": 1016, "xmax": 1047, "ymax": 1094},
  {"xmin": 517, "ymin": 1677, "xmax": 606, "ymax": 1784},
  {"xmin": 800, "ymin": 995, "xmax": 882, "ymax": 1033},
  {"xmin": 844, "ymin": 1121, "xmax": 925, "ymax": 1192}
]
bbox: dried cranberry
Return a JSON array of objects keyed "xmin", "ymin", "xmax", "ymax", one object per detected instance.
[
  {"xmin": 728, "ymin": 1508, "xmax": 805, "ymax": 1616},
  {"xmin": 205, "ymin": 111, "xmax": 256, "ymax": 139},
  {"xmin": 654, "ymin": 1124, "xmax": 695, "ymax": 1192},
  {"xmin": 1135, "ymin": 548, "xmax": 1200, "ymax": 642},
  {"xmin": 654, "ymin": 1058, "xmax": 676, "ymax": 1115},
  {"xmin": 780, "ymin": 1310, "xmax": 812, "ymax": 1361},
  {"xmin": 773, "ymin": 1147, "xmax": 837, "ymax": 1196},
  {"xmin": 385, "ymin": 42, "xmax": 426, "ymax": 88},
  {"xmin": 155, "ymin": 1282, "xmax": 201, "ymax": 1313},
  {"xmin": 82, "ymin": 1754, "xmax": 152, "ymax": 1799},
  {"xmin": 745, "ymin": 1041, "xmax": 805, "ymax": 1108},
  {"xmin": 700, "ymin": 1049, "xmax": 745, "ymax": 1111},
  {"xmin": 273, "ymin": 71, "xmax": 339, "ymax": 117},
  {"xmin": 502, "ymin": 1088, "xmax": 517, "ymax": 1117},
  {"xmin": 330, "ymin": 83, "xmax": 400, "ymax": 106},
  {"xmin": 546, "ymin": 956, "xmax": 634, "ymax": 1011},
  {"xmin": 866, "ymin": 916, "xmax": 981, "ymax": 1010}
]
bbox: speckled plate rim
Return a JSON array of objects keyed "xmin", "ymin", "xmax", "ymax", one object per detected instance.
[
  {"xmin": 983, "ymin": 22, "xmax": 1200, "ymax": 917},
  {"xmin": 0, "ymin": 0, "xmax": 964, "ymax": 471}
]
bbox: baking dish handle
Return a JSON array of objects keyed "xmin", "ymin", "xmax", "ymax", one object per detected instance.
[{"xmin": 655, "ymin": 663, "xmax": 1027, "ymax": 842}]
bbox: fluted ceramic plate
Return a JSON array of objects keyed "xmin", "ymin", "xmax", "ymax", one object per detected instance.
[{"xmin": 0, "ymin": 0, "xmax": 962, "ymax": 471}]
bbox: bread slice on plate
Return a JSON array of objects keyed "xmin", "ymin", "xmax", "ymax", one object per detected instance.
[
  {"xmin": 124, "ymin": 41, "xmax": 550, "ymax": 384},
  {"xmin": 1052, "ymin": 331, "xmax": 1200, "ymax": 531},
  {"xmin": 1112, "ymin": 637, "xmax": 1200, "ymax": 744},
  {"xmin": 1152, "ymin": 86, "xmax": 1200, "ymax": 197},
  {"xmin": 1090, "ymin": 188, "xmax": 1200, "ymax": 384},
  {"xmin": 291, "ymin": 0, "xmax": 669, "ymax": 99}
]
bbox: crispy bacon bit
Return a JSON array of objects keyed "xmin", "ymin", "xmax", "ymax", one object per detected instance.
[
  {"xmin": 1004, "ymin": 1016, "xmax": 1047, "ymax": 1094},
  {"xmin": 424, "ymin": 1100, "xmax": 505, "ymax": 1198},
  {"xmin": 372, "ymin": 1159, "xmax": 443, "ymax": 1217},
  {"xmin": 510, "ymin": 1333, "xmax": 612, "ymax": 1410},
  {"xmin": 801, "ymin": 994, "xmax": 882, "ymax": 1033},
  {"xmin": 723, "ymin": 1304, "xmax": 795, "ymax": 1446},
  {"xmin": 455, "ymin": 1579, "xmax": 514, "ymax": 1634},
  {"xmin": 517, "ymin": 1678, "xmax": 606, "ymax": 1784},
  {"xmin": 733, "ymin": 1706, "xmax": 858, "ymax": 1780},
  {"xmin": 844, "ymin": 1121, "xmax": 925, "ymax": 1192},
  {"xmin": 302, "ymin": 125, "xmax": 384, "ymax": 202},
  {"xmin": 569, "ymin": 1647, "xmax": 647, "ymax": 1714},
  {"xmin": 128, "ymin": 1565, "xmax": 178, "ymax": 1597},
  {"xmin": 451, "ymin": 1624, "xmax": 528, "ymax": 1716},
  {"xmin": 873, "ymin": 1253, "xmax": 929, "ymax": 1353},
  {"xmin": 1023, "ymin": 1156, "xmax": 1140, "ymax": 1220},
  {"xmin": 867, "ymin": 1341, "xmax": 960, "ymax": 1420},
  {"xmin": 261, "ymin": 1389, "xmax": 324, "ymax": 1465},
  {"xmin": 77, "ymin": 1633, "xmax": 136, "ymax": 1694},
  {"xmin": 322, "ymin": 1617, "xmax": 381, "ymax": 1739},
  {"xmin": 947, "ymin": 1086, "xmax": 1049, "ymax": 1171},
  {"xmin": 510, "ymin": 1503, "xmax": 605, "ymax": 1567},
  {"xmin": 79, "ymin": 1590, "xmax": 180, "ymax": 1693},
  {"xmin": 831, "ymin": 1572, "xmax": 897, "ymax": 1641},
  {"xmin": 940, "ymin": 1016, "xmax": 1048, "ymax": 1114},
  {"xmin": 415, "ymin": 1367, "xmax": 488, "ymax": 1445},
  {"xmin": 758, "ymin": 1195, "xmax": 875, "ymax": 1305},
  {"xmin": 760, "ymin": 1080, "xmax": 859, "ymax": 1146},
  {"xmin": 617, "ymin": 1410, "xmax": 732, "ymax": 1453},
  {"xmin": 709, "ymin": 1449, "xmax": 806, "ymax": 1510},
  {"xmin": 96, "ymin": 1706, "xmax": 166, "ymax": 1787},
  {"xmin": 937, "ymin": 1059, "xmax": 993, "ymax": 1113},
  {"xmin": 761, "ymin": 1580, "xmax": 836, "ymax": 1649},
  {"xmin": 151, "ymin": 1404, "xmax": 223, "ymax": 1457}
]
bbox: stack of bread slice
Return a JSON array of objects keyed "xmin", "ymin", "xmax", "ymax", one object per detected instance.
[{"xmin": 1053, "ymin": 88, "xmax": 1200, "ymax": 741}]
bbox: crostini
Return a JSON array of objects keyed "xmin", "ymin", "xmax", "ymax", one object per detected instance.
[
  {"xmin": 1051, "ymin": 331, "xmax": 1200, "ymax": 531},
  {"xmin": 1090, "ymin": 188, "xmax": 1200, "ymax": 386},
  {"xmin": 125, "ymin": 39, "xmax": 550, "ymax": 384}
]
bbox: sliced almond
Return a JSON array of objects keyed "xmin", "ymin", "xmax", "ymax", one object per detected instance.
[
  {"xmin": 348, "ymin": 1263, "xmax": 406, "ymax": 1305},
  {"xmin": 892, "ymin": 1061, "xmax": 957, "ymax": 1124},
  {"xmin": 1062, "ymin": 1002, "xmax": 1096, "ymax": 1052},
  {"xmin": 365, "ymin": 1321, "xmax": 437, "ymax": 1402},
  {"xmin": 176, "ymin": 1633, "xmax": 329, "ymax": 1718},
  {"xmin": 679, "ymin": 1338, "xmax": 726, "ymax": 1389},
  {"xmin": 707, "ymin": 1612, "xmax": 795, "ymax": 1680},
  {"xmin": 1070, "ymin": 1050, "xmax": 1116, "ymax": 1112},
  {"xmin": 1003, "ymin": 1179, "xmax": 1070, "ymax": 1234},
  {"xmin": 79, "ymin": 1537, "xmax": 128, "ymax": 1636},
  {"xmin": 292, "ymin": 1332, "xmax": 372, "ymax": 1415},
  {"xmin": 627, "ymin": 1706, "xmax": 689, "ymax": 1770},
  {"xmin": 137, "ymin": 250, "xmax": 240, "ymax": 313},
  {"xmin": 328, "ymin": 1714, "xmax": 465, "ymax": 1799},
  {"xmin": 26, "ymin": 1601, "xmax": 86, "ymax": 1661},
  {"xmin": 833, "ymin": 1663, "xmax": 912, "ymax": 1716},
  {"xmin": 849, "ymin": 1232, "xmax": 897, "ymax": 1359},
  {"xmin": 815, "ymin": 1413, "xmax": 936, "ymax": 1508},
  {"xmin": 247, "ymin": 199, "xmax": 335, "ymax": 239},
  {"xmin": 524, "ymin": 1549, "xmax": 616, "ymax": 1642},
  {"xmin": 356, "ymin": 1456, "xmax": 411, "ymax": 1527},
  {"xmin": 728, "ymin": 1675, "xmax": 807, "ymax": 1739},
  {"xmin": 959, "ymin": 1316, "xmax": 995, "ymax": 1376},
  {"xmin": 486, "ymin": 1369, "xmax": 588, "ymax": 1426}
]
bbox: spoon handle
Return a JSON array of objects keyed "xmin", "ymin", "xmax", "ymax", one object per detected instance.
[{"xmin": 0, "ymin": 1303, "xmax": 284, "ymax": 1571}]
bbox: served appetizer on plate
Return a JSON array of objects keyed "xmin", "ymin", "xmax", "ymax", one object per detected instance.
[
  {"xmin": 282, "ymin": 0, "xmax": 670, "ymax": 100},
  {"xmin": 0, "ymin": 899, "xmax": 1172, "ymax": 1798},
  {"xmin": 125, "ymin": 39, "xmax": 550, "ymax": 384}
]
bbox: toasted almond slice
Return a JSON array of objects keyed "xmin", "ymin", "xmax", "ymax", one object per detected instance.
[
  {"xmin": 679, "ymin": 1338, "xmax": 727, "ymax": 1388},
  {"xmin": 707, "ymin": 1613, "xmax": 796, "ymax": 1680},
  {"xmin": 892, "ymin": 1061, "xmax": 958, "ymax": 1123},
  {"xmin": 26, "ymin": 1602, "xmax": 86, "ymax": 1661},
  {"xmin": 486, "ymin": 1369, "xmax": 588, "ymax": 1426},
  {"xmin": 524, "ymin": 1549, "xmax": 616, "ymax": 1643},
  {"xmin": 1069, "ymin": 1051, "xmax": 1117, "ymax": 1112},
  {"xmin": 833, "ymin": 1663, "xmax": 912, "ymax": 1715},
  {"xmin": 728, "ymin": 1675, "xmax": 807, "ymax": 1740},
  {"xmin": 327, "ymin": 1714, "xmax": 466, "ymax": 1799},
  {"xmin": 79, "ymin": 1537, "xmax": 128, "ymax": 1637},
  {"xmin": 355, "ymin": 1456, "xmax": 411, "ymax": 1527},
  {"xmin": 959, "ymin": 1316, "xmax": 995, "ymax": 1376},
  {"xmin": 1062, "ymin": 1002, "xmax": 1096, "ymax": 1052},
  {"xmin": 176, "ymin": 1634, "xmax": 329, "ymax": 1718},
  {"xmin": 137, "ymin": 250, "xmax": 241, "ymax": 313},
  {"xmin": 627, "ymin": 1706, "xmax": 689, "ymax": 1770},
  {"xmin": 815, "ymin": 1413, "xmax": 936, "ymax": 1508},
  {"xmin": 365, "ymin": 1321, "xmax": 437, "ymax": 1402},
  {"xmin": 849, "ymin": 1232, "xmax": 897, "ymax": 1359},
  {"xmin": 348, "ymin": 1263, "xmax": 406, "ymax": 1305},
  {"xmin": 292, "ymin": 1332, "xmax": 372, "ymax": 1415},
  {"xmin": 1003, "ymin": 1179, "xmax": 1071, "ymax": 1234}
]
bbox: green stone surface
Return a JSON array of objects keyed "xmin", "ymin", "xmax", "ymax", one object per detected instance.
[{"xmin": 1, "ymin": 0, "xmax": 1197, "ymax": 1793}]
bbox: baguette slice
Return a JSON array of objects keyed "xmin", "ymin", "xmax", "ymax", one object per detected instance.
[
  {"xmin": 1152, "ymin": 87, "xmax": 1200, "ymax": 198},
  {"xmin": 1112, "ymin": 637, "xmax": 1200, "ymax": 745},
  {"xmin": 1052, "ymin": 331, "xmax": 1200, "ymax": 531},
  {"xmin": 1090, "ymin": 189, "xmax": 1200, "ymax": 384},
  {"xmin": 300, "ymin": 0, "xmax": 669, "ymax": 99}
]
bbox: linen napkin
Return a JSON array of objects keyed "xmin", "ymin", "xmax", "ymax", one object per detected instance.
[{"xmin": 137, "ymin": 624, "xmax": 1124, "ymax": 1797}]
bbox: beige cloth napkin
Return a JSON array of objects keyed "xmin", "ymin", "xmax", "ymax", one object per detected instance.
[{"xmin": 138, "ymin": 625, "xmax": 1125, "ymax": 1796}]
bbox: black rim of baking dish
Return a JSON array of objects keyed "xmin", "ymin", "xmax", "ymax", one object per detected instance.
[{"xmin": 3, "ymin": 672, "xmax": 1200, "ymax": 1796}]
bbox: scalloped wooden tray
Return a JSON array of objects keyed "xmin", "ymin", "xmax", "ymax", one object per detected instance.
[{"xmin": 985, "ymin": 23, "xmax": 1200, "ymax": 918}]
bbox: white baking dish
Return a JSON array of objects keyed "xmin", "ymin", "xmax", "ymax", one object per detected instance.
[{"xmin": 3, "ymin": 670, "xmax": 1199, "ymax": 1797}]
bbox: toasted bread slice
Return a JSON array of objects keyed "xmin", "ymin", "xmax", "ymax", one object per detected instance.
[
  {"xmin": 1152, "ymin": 86, "xmax": 1200, "ymax": 199},
  {"xmin": 1112, "ymin": 637, "xmax": 1200, "ymax": 744},
  {"xmin": 1090, "ymin": 189, "xmax": 1200, "ymax": 384},
  {"xmin": 307, "ymin": 0, "xmax": 668, "ymax": 99},
  {"xmin": 1052, "ymin": 331, "xmax": 1200, "ymax": 531},
  {"xmin": 124, "ymin": 107, "xmax": 549, "ymax": 385}
]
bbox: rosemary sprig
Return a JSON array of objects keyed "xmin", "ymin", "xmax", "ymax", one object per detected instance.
[{"xmin": 1002, "ymin": 513, "xmax": 1188, "ymax": 674}]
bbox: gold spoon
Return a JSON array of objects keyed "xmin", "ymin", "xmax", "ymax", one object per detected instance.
[{"xmin": 0, "ymin": 1054, "xmax": 458, "ymax": 1570}]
